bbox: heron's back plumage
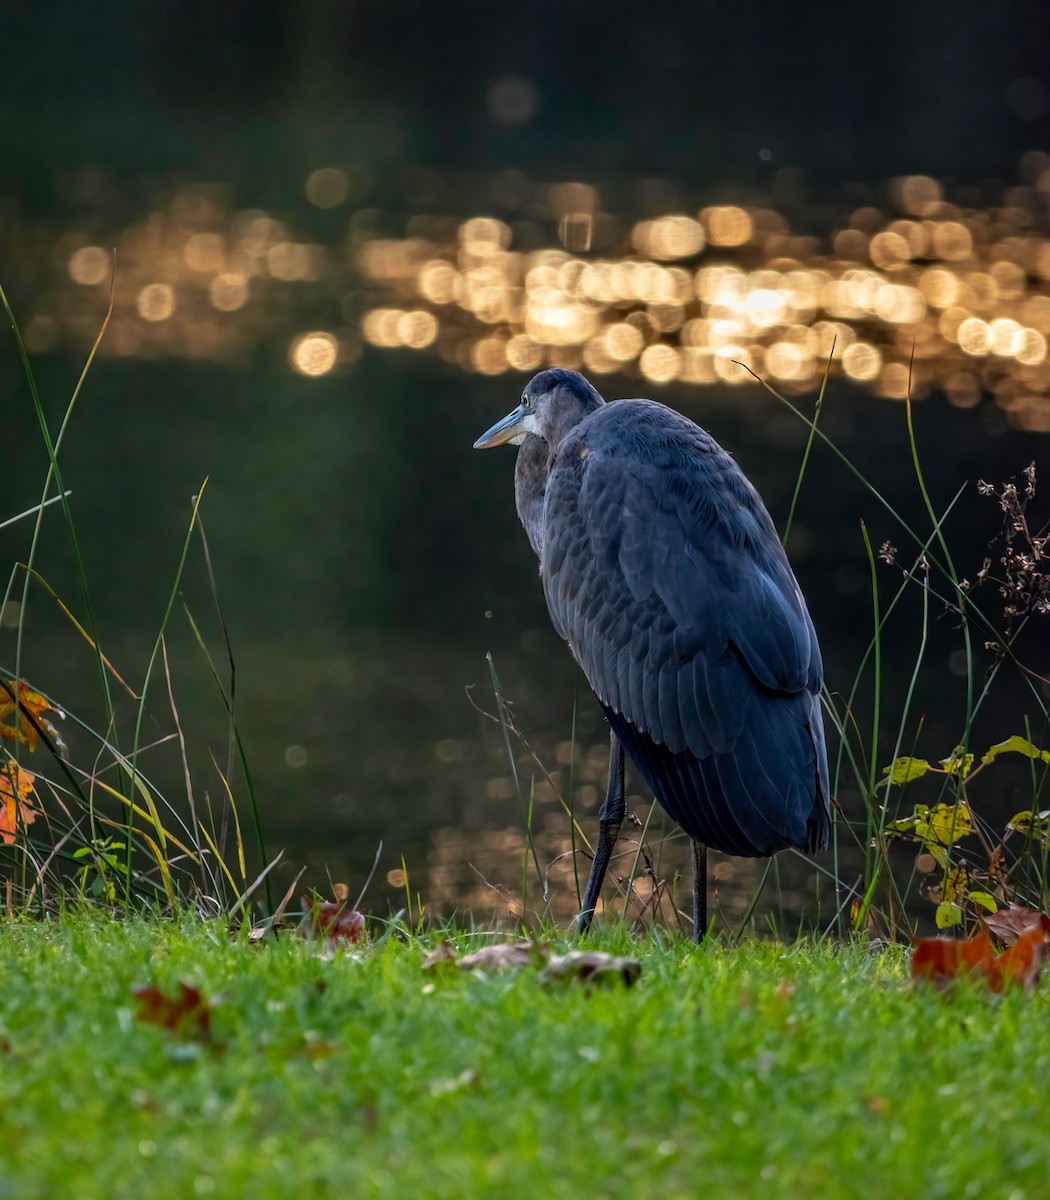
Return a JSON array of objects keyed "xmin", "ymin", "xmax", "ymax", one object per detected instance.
[{"xmin": 535, "ymin": 399, "xmax": 830, "ymax": 857}]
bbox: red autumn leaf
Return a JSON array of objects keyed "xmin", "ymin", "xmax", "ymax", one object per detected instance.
[
  {"xmin": 987, "ymin": 926, "xmax": 1049, "ymax": 991},
  {"xmin": 300, "ymin": 896, "xmax": 365, "ymax": 943},
  {"xmin": 132, "ymin": 982, "xmax": 213, "ymax": 1040},
  {"xmin": 911, "ymin": 929, "xmax": 996, "ymax": 985},
  {"xmin": 981, "ymin": 904, "xmax": 1050, "ymax": 948},
  {"xmin": 911, "ymin": 923, "xmax": 1050, "ymax": 992}
]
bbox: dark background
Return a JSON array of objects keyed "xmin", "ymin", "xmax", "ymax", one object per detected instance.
[
  {"xmin": 1, "ymin": 1, "xmax": 1048, "ymax": 929},
  {"xmin": 4, "ymin": 3, "xmax": 1050, "ymax": 185}
]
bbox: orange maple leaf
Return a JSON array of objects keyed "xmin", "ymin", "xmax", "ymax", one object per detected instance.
[
  {"xmin": 912, "ymin": 920, "xmax": 1050, "ymax": 992},
  {"xmin": 0, "ymin": 682, "xmax": 64, "ymax": 753},
  {"xmin": 0, "ymin": 763, "xmax": 39, "ymax": 845}
]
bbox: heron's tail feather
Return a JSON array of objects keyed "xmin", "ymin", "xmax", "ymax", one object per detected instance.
[{"xmin": 604, "ymin": 688, "xmax": 830, "ymax": 857}]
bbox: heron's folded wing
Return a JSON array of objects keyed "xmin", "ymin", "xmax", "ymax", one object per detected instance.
[{"xmin": 543, "ymin": 443, "xmax": 821, "ymax": 761}]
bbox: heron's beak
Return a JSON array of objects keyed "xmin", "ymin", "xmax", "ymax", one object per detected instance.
[{"xmin": 473, "ymin": 403, "xmax": 528, "ymax": 449}]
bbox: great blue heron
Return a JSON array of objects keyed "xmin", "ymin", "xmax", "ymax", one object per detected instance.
[{"xmin": 474, "ymin": 368, "xmax": 830, "ymax": 941}]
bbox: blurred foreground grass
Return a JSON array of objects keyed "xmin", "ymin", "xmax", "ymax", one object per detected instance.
[{"xmin": 0, "ymin": 916, "xmax": 1047, "ymax": 1199}]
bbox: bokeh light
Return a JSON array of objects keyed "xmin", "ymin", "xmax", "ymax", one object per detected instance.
[
  {"xmin": 305, "ymin": 167, "xmax": 350, "ymax": 208},
  {"xmin": 137, "ymin": 284, "xmax": 175, "ymax": 322},
  {"xmin": 290, "ymin": 331, "xmax": 338, "ymax": 376},
  {"xmin": 21, "ymin": 157, "xmax": 1050, "ymax": 428},
  {"xmin": 68, "ymin": 246, "xmax": 109, "ymax": 285}
]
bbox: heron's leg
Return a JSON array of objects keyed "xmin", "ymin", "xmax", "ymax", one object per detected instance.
[
  {"xmin": 577, "ymin": 731, "xmax": 626, "ymax": 935},
  {"xmin": 691, "ymin": 840, "xmax": 708, "ymax": 944}
]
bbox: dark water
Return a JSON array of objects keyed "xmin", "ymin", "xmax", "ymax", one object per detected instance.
[
  {"xmin": 4, "ymin": 1, "xmax": 1050, "ymax": 934},
  {"xmin": 4, "ymin": 343, "xmax": 1047, "ymax": 931}
]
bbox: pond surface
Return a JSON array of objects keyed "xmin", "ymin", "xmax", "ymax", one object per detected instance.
[{"xmin": 3, "ymin": 164, "xmax": 1049, "ymax": 932}]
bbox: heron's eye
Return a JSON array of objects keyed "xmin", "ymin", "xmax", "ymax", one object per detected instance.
[{"xmin": 521, "ymin": 395, "xmax": 532, "ymax": 411}]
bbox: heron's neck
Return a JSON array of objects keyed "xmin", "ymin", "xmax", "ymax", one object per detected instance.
[{"xmin": 514, "ymin": 435, "xmax": 549, "ymax": 560}]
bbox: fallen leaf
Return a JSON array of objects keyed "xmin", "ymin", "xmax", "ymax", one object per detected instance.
[
  {"xmin": 132, "ymin": 982, "xmax": 213, "ymax": 1040},
  {"xmin": 300, "ymin": 896, "xmax": 365, "ymax": 944},
  {"xmin": 981, "ymin": 904, "xmax": 1050, "ymax": 948},
  {"xmin": 539, "ymin": 951, "xmax": 642, "ymax": 989},
  {"xmin": 0, "ymin": 763, "xmax": 39, "ymax": 845},
  {"xmin": 989, "ymin": 926, "xmax": 1049, "ymax": 991},
  {"xmin": 457, "ymin": 942, "xmax": 549, "ymax": 971},
  {"xmin": 911, "ymin": 922, "xmax": 1050, "ymax": 992},
  {"xmin": 421, "ymin": 941, "xmax": 457, "ymax": 971},
  {"xmin": 911, "ymin": 930, "xmax": 998, "ymax": 986}
]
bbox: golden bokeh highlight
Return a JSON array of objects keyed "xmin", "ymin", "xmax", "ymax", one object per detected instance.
[
  {"xmin": 68, "ymin": 246, "xmax": 110, "ymax": 286},
  {"xmin": 290, "ymin": 332, "xmax": 338, "ymax": 376},
  {"xmin": 184, "ymin": 233, "xmax": 225, "ymax": 273},
  {"xmin": 632, "ymin": 216, "xmax": 705, "ymax": 261},
  {"xmin": 842, "ymin": 342, "xmax": 882, "ymax": 381},
  {"xmin": 209, "ymin": 273, "xmax": 249, "ymax": 312},
  {"xmin": 639, "ymin": 343, "xmax": 680, "ymax": 382},
  {"xmin": 20, "ymin": 166, "xmax": 1050, "ymax": 428},
  {"xmin": 396, "ymin": 309, "xmax": 438, "ymax": 349},
  {"xmin": 137, "ymin": 284, "xmax": 175, "ymax": 322},
  {"xmin": 702, "ymin": 206, "xmax": 753, "ymax": 246},
  {"xmin": 958, "ymin": 318, "xmax": 991, "ymax": 357}
]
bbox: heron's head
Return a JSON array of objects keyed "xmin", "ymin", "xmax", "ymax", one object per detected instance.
[{"xmin": 473, "ymin": 369, "xmax": 605, "ymax": 452}]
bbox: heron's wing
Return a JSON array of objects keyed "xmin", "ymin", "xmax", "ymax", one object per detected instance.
[{"xmin": 542, "ymin": 404, "xmax": 828, "ymax": 855}]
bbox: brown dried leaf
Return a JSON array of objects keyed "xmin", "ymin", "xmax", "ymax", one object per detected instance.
[
  {"xmin": 981, "ymin": 903, "xmax": 1050, "ymax": 948},
  {"xmin": 539, "ymin": 951, "xmax": 642, "ymax": 990},
  {"xmin": 300, "ymin": 896, "xmax": 365, "ymax": 944},
  {"xmin": 421, "ymin": 940, "xmax": 457, "ymax": 971},
  {"xmin": 457, "ymin": 942, "xmax": 550, "ymax": 971},
  {"xmin": 132, "ymin": 982, "xmax": 213, "ymax": 1040}
]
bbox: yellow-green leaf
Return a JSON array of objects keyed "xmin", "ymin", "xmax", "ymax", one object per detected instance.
[
  {"xmin": 884, "ymin": 757, "xmax": 931, "ymax": 785},
  {"xmin": 982, "ymin": 736, "xmax": 1050, "ymax": 766},
  {"xmin": 935, "ymin": 901, "xmax": 964, "ymax": 929},
  {"xmin": 918, "ymin": 801, "xmax": 973, "ymax": 848},
  {"xmin": 926, "ymin": 843, "xmax": 949, "ymax": 869},
  {"xmin": 941, "ymin": 866, "xmax": 969, "ymax": 904},
  {"xmin": 970, "ymin": 891, "xmax": 998, "ymax": 913},
  {"xmin": 939, "ymin": 750, "xmax": 974, "ymax": 779},
  {"xmin": 1007, "ymin": 810, "xmax": 1050, "ymax": 845}
]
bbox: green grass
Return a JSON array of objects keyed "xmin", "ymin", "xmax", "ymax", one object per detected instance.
[{"xmin": 1, "ymin": 916, "xmax": 1047, "ymax": 1199}]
